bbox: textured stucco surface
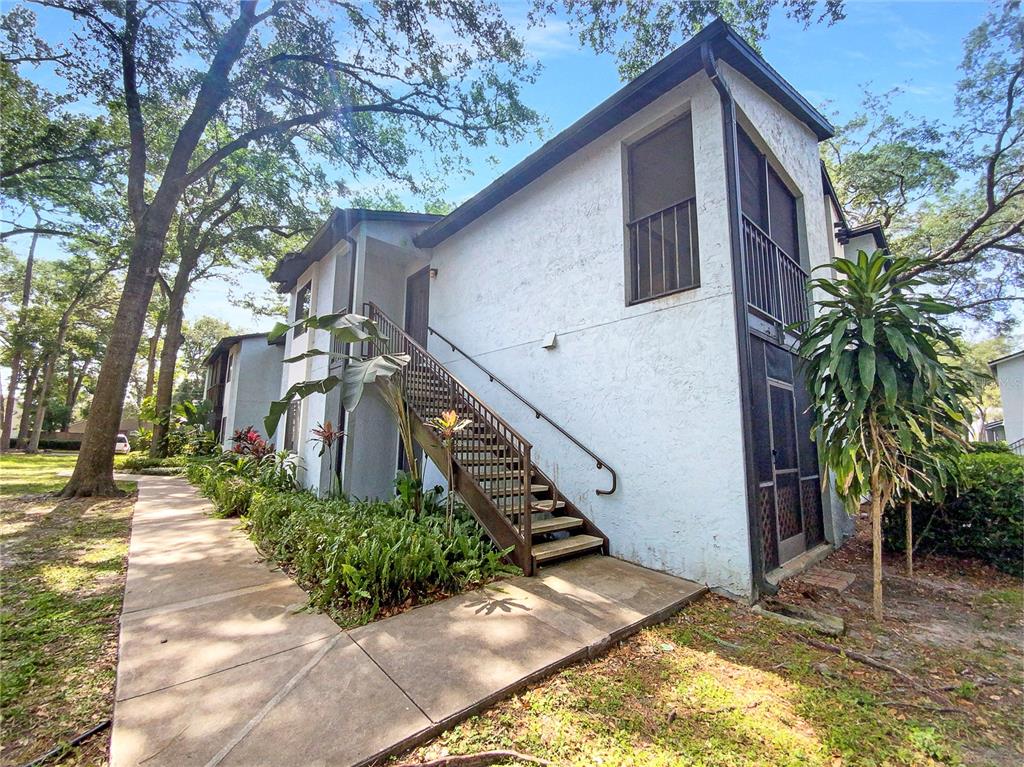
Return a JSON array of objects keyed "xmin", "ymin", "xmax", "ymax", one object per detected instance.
[
  {"xmin": 220, "ymin": 337, "xmax": 284, "ymax": 446},
  {"xmin": 424, "ymin": 70, "xmax": 755, "ymax": 596},
  {"xmin": 994, "ymin": 355, "xmax": 1024, "ymax": 445}
]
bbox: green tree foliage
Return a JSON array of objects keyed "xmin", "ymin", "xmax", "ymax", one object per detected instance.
[
  {"xmin": 10, "ymin": 1, "xmax": 540, "ymax": 496},
  {"xmin": 543, "ymin": 0, "xmax": 846, "ymax": 79},
  {"xmin": 798, "ymin": 250, "xmax": 973, "ymax": 619},
  {"xmin": 825, "ymin": 3, "xmax": 1023, "ymax": 329},
  {"xmin": 175, "ymin": 316, "xmax": 236, "ymax": 405}
]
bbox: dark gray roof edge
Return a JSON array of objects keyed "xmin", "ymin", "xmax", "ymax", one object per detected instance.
[
  {"xmin": 202, "ymin": 332, "xmax": 281, "ymax": 367},
  {"xmin": 989, "ymin": 349, "xmax": 1024, "ymax": 370},
  {"xmin": 845, "ymin": 220, "xmax": 889, "ymax": 253},
  {"xmin": 415, "ymin": 19, "xmax": 834, "ymax": 249},
  {"xmin": 269, "ymin": 207, "xmax": 442, "ymax": 290}
]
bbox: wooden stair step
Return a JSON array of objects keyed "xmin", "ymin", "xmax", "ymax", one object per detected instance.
[
  {"xmin": 498, "ymin": 499, "xmax": 566, "ymax": 514},
  {"xmin": 532, "ymin": 534, "xmax": 604, "ymax": 563},
  {"xmin": 458, "ymin": 456, "xmax": 512, "ymax": 467},
  {"xmin": 486, "ymin": 483, "xmax": 548, "ymax": 498},
  {"xmin": 530, "ymin": 516, "xmax": 583, "ymax": 535}
]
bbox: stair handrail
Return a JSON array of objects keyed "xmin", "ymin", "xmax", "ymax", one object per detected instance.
[
  {"xmin": 365, "ymin": 302, "xmax": 534, "ymax": 554},
  {"xmin": 427, "ymin": 325, "xmax": 618, "ymax": 496}
]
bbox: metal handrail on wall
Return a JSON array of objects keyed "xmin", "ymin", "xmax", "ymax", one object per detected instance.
[{"xmin": 427, "ymin": 326, "xmax": 618, "ymax": 496}]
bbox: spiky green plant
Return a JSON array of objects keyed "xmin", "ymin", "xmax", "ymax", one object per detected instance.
[{"xmin": 797, "ymin": 250, "xmax": 972, "ymax": 620}]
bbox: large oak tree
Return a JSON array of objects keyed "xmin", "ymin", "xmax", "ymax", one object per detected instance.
[{"xmin": 17, "ymin": 0, "xmax": 538, "ymax": 496}]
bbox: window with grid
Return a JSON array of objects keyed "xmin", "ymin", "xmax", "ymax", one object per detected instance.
[{"xmin": 625, "ymin": 114, "xmax": 700, "ymax": 304}]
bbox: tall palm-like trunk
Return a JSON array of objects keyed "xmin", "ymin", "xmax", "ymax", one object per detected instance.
[
  {"xmin": 904, "ymin": 497, "xmax": 914, "ymax": 578},
  {"xmin": 1, "ymin": 225, "xmax": 39, "ymax": 453}
]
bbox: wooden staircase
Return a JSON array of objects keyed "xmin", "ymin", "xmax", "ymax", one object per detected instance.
[{"xmin": 366, "ymin": 302, "xmax": 608, "ymax": 575}]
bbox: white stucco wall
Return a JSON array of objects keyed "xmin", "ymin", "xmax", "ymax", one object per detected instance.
[
  {"xmin": 994, "ymin": 354, "xmax": 1024, "ymax": 445},
  {"xmin": 423, "ymin": 70, "xmax": 755, "ymax": 596},
  {"xmin": 224, "ymin": 337, "xmax": 285, "ymax": 445},
  {"xmin": 278, "ymin": 250, "xmax": 338, "ymax": 490}
]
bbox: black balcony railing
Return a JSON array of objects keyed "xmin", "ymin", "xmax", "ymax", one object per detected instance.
[{"xmin": 742, "ymin": 216, "xmax": 809, "ymax": 328}]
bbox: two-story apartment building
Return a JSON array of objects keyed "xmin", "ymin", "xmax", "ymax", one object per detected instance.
[
  {"xmin": 204, "ymin": 332, "xmax": 285, "ymax": 448},
  {"xmin": 261, "ymin": 20, "xmax": 885, "ymax": 601}
]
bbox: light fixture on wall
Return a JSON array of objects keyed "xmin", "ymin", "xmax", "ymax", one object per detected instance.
[
  {"xmin": 541, "ymin": 331, "xmax": 557, "ymax": 350},
  {"xmin": 428, "ymin": 267, "xmax": 439, "ymax": 280}
]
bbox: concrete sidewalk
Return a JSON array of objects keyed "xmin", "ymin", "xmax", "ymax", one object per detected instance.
[{"xmin": 110, "ymin": 476, "xmax": 705, "ymax": 767}]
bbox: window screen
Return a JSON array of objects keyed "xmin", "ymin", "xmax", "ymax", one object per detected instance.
[
  {"xmin": 629, "ymin": 116, "xmax": 696, "ymax": 221},
  {"xmin": 738, "ymin": 129, "xmax": 768, "ymax": 230},
  {"xmin": 626, "ymin": 115, "xmax": 699, "ymax": 303},
  {"xmin": 283, "ymin": 401, "xmax": 300, "ymax": 452},
  {"xmin": 768, "ymin": 166, "xmax": 799, "ymax": 260}
]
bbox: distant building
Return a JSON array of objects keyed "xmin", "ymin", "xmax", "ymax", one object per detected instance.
[
  {"xmin": 203, "ymin": 333, "xmax": 285, "ymax": 448},
  {"xmin": 989, "ymin": 350, "xmax": 1023, "ymax": 451}
]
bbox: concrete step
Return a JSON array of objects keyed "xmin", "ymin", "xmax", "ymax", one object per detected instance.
[
  {"xmin": 532, "ymin": 534, "xmax": 604, "ymax": 563},
  {"xmin": 530, "ymin": 515, "xmax": 583, "ymax": 535}
]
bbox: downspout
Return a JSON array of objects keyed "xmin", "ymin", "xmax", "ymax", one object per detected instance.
[
  {"xmin": 701, "ymin": 42, "xmax": 777, "ymax": 600},
  {"xmin": 336, "ymin": 228, "xmax": 359, "ymax": 485}
]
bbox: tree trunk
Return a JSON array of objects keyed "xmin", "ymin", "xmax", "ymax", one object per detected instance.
[
  {"xmin": 144, "ymin": 314, "xmax": 164, "ymax": 420},
  {"xmin": 1, "ymin": 225, "xmax": 39, "ymax": 453},
  {"xmin": 904, "ymin": 496, "xmax": 914, "ymax": 578},
  {"xmin": 150, "ymin": 299, "xmax": 185, "ymax": 458},
  {"xmin": 26, "ymin": 351, "xmax": 56, "ymax": 453},
  {"xmin": 16, "ymin": 364, "xmax": 40, "ymax": 449},
  {"xmin": 871, "ymin": 484, "xmax": 884, "ymax": 622},
  {"xmin": 65, "ymin": 363, "xmax": 88, "ymax": 425},
  {"xmin": 28, "ymin": 309, "xmax": 75, "ymax": 452},
  {"xmin": 61, "ymin": 222, "xmax": 170, "ymax": 497}
]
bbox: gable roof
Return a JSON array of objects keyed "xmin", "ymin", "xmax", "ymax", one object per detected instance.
[
  {"xmin": 415, "ymin": 19, "xmax": 833, "ymax": 249},
  {"xmin": 269, "ymin": 208, "xmax": 442, "ymax": 291},
  {"xmin": 202, "ymin": 332, "xmax": 283, "ymax": 367}
]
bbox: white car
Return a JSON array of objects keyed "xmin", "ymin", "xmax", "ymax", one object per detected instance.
[{"xmin": 114, "ymin": 433, "xmax": 132, "ymax": 454}]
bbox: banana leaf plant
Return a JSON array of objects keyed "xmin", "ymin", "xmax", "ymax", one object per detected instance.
[
  {"xmin": 796, "ymin": 250, "xmax": 972, "ymax": 621},
  {"xmin": 263, "ymin": 312, "xmax": 409, "ymax": 438}
]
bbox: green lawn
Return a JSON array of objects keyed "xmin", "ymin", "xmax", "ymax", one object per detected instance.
[
  {"xmin": 0, "ymin": 451, "xmax": 81, "ymax": 495},
  {"xmin": 1, "ymin": 452, "xmax": 136, "ymax": 766}
]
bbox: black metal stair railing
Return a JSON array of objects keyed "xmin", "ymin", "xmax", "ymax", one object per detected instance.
[{"xmin": 364, "ymin": 302, "xmax": 534, "ymax": 563}]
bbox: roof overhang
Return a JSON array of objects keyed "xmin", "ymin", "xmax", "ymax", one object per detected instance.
[
  {"xmin": 414, "ymin": 18, "xmax": 833, "ymax": 249},
  {"xmin": 202, "ymin": 332, "xmax": 280, "ymax": 368},
  {"xmin": 989, "ymin": 349, "xmax": 1024, "ymax": 374},
  {"xmin": 269, "ymin": 208, "xmax": 442, "ymax": 292}
]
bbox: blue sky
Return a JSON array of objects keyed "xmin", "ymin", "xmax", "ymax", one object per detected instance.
[{"xmin": 12, "ymin": 1, "xmax": 993, "ymax": 333}]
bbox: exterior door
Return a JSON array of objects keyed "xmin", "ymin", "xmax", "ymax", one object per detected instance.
[
  {"xmin": 768, "ymin": 380, "xmax": 805, "ymax": 563},
  {"xmin": 404, "ymin": 266, "xmax": 430, "ymax": 346}
]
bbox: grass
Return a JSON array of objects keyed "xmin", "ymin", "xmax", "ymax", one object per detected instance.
[
  {"xmin": 0, "ymin": 451, "xmax": 81, "ymax": 495},
  {"xmin": 401, "ymin": 595, "xmax": 1021, "ymax": 767},
  {"xmin": 1, "ymin": 452, "xmax": 137, "ymax": 766}
]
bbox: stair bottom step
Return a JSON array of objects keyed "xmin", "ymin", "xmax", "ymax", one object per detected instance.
[{"xmin": 532, "ymin": 534, "xmax": 604, "ymax": 564}]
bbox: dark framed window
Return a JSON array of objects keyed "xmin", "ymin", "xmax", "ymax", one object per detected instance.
[
  {"xmin": 283, "ymin": 401, "xmax": 300, "ymax": 452},
  {"xmin": 293, "ymin": 281, "xmax": 312, "ymax": 337},
  {"xmin": 738, "ymin": 127, "xmax": 801, "ymax": 262},
  {"xmin": 224, "ymin": 353, "xmax": 233, "ymax": 382},
  {"xmin": 625, "ymin": 114, "xmax": 700, "ymax": 304}
]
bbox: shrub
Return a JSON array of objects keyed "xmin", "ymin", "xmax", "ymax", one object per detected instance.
[
  {"xmin": 884, "ymin": 452, "xmax": 1024, "ymax": 575},
  {"xmin": 230, "ymin": 427, "xmax": 273, "ymax": 459},
  {"xmin": 971, "ymin": 441, "xmax": 1012, "ymax": 454},
  {"xmin": 246, "ymin": 489, "xmax": 517, "ymax": 623},
  {"xmin": 116, "ymin": 453, "xmax": 189, "ymax": 472}
]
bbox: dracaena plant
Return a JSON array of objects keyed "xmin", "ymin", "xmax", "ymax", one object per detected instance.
[
  {"xmin": 797, "ymin": 250, "xmax": 972, "ymax": 621},
  {"xmin": 310, "ymin": 420, "xmax": 344, "ymax": 498},
  {"xmin": 426, "ymin": 409, "xmax": 473, "ymax": 531},
  {"xmin": 263, "ymin": 312, "xmax": 409, "ymax": 444}
]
